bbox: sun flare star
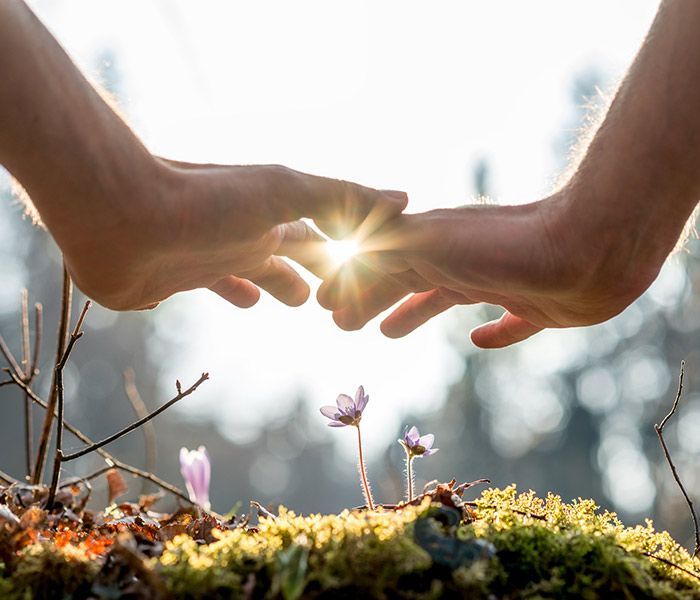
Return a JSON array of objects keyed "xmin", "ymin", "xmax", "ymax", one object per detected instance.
[{"xmin": 326, "ymin": 239, "xmax": 360, "ymax": 266}]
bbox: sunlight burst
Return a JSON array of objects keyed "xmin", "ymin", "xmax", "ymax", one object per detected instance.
[{"xmin": 326, "ymin": 239, "xmax": 360, "ymax": 266}]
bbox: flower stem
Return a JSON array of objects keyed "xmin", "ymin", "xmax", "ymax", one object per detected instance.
[
  {"xmin": 406, "ymin": 454, "xmax": 415, "ymax": 502},
  {"xmin": 356, "ymin": 425, "xmax": 374, "ymax": 511}
]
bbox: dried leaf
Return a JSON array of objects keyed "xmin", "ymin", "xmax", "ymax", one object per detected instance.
[
  {"xmin": 19, "ymin": 506, "xmax": 46, "ymax": 530},
  {"xmin": 106, "ymin": 469, "xmax": 128, "ymax": 504},
  {"xmin": 137, "ymin": 492, "xmax": 164, "ymax": 512}
]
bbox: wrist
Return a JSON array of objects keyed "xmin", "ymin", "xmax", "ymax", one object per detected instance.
[{"xmin": 551, "ymin": 182, "xmax": 667, "ymax": 304}]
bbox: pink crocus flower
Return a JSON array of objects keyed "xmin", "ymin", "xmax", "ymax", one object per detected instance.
[{"xmin": 179, "ymin": 446, "xmax": 211, "ymax": 511}]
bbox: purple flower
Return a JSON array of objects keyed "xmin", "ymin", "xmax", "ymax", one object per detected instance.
[
  {"xmin": 399, "ymin": 426, "xmax": 439, "ymax": 458},
  {"xmin": 179, "ymin": 446, "xmax": 211, "ymax": 511},
  {"xmin": 320, "ymin": 386, "xmax": 369, "ymax": 428},
  {"xmin": 320, "ymin": 385, "xmax": 375, "ymax": 510}
]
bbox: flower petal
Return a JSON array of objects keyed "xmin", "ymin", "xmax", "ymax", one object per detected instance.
[
  {"xmin": 405, "ymin": 426, "xmax": 420, "ymax": 445},
  {"xmin": 320, "ymin": 406, "xmax": 341, "ymax": 420},
  {"xmin": 328, "ymin": 421, "xmax": 347, "ymax": 427},
  {"xmin": 423, "ymin": 448, "xmax": 439, "ymax": 457},
  {"xmin": 179, "ymin": 447, "xmax": 191, "ymax": 469},
  {"xmin": 355, "ymin": 387, "xmax": 369, "ymax": 412},
  {"xmin": 336, "ymin": 394, "xmax": 355, "ymax": 414},
  {"xmin": 418, "ymin": 434, "xmax": 434, "ymax": 449}
]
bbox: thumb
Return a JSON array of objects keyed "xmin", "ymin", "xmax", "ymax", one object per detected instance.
[{"xmin": 261, "ymin": 167, "xmax": 408, "ymax": 239}]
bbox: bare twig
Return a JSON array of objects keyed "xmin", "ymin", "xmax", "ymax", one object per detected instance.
[
  {"xmin": 7, "ymin": 371, "xmax": 112, "ymax": 462},
  {"xmin": 32, "ymin": 265, "xmax": 72, "ymax": 484},
  {"xmin": 29, "ymin": 303, "xmax": 43, "ymax": 381},
  {"xmin": 23, "ymin": 302, "xmax": 43, "ymax": 477},
  {"xmin": 61, "ymin": 373, "xmax": 209, "ymax": 462},
  {"xmin": 0, "ymin": 380, "xmax": 14, "ymax": 387},
  {"xmin": 655, "ymin": 361, "xmax": 700, "ymax": 558},
  {"xmin": 20, "ymin": 290, "xmax": 32, "ymax": 475},
  {"xmin": 642, "ymin": 552, "xmax": 700, "ymax": 582},
  {"xmin": 0, "ymin": 333, "xmax": 22, "ymax": 378},
  {"xmin": 21, "ymin": 288, "xmax": 30, "ymax": 376},
  {"xmin": 8, "ymin": 373, "xmax": 192, "ymax": 504},
  {"xmin": 123, "ymin": 368, "xmax": 157, "ymax": 494},
  {"xmin": 475, "ymin": 504, "xmax": 547, "ymax": 521},
  {"xmin": 0, "ymin": 468, "xmax": 17, "ymax": 485},
  {"xmin": 46, "ymin": 301, "xmax": 91, "ymax": 508},
  {"xmin": 20, "ymin": 290, "xmax": 30, "ymax": 375}
]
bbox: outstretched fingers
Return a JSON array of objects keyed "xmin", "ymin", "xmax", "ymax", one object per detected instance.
[
  {"xmin": 241, "ymin": 256, "xmax": 311, "ymax": 307},
  {"xmin": 210, "ymin": 276, "xmax": 261, "ymax": 308},
  {"xmin": 380, "ymin": 288, "xmax": 470, "ymax": 338},
  {"xmin": 332, "ymin": 277, "xmax": 410, "ymax": 331},
  {"xmin": 470, "ymin": 311, "xmax": 544, "ymax": 348}
]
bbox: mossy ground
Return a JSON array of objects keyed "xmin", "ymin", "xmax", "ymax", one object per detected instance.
[{"xmin": 2, "ymin": 485, "xmax": 699, "ymax": 599}]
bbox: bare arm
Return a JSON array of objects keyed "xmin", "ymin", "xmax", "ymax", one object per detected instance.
[
  {"xmin": 564, "ymin": 0, "xmax": 700, "ymax": 282},
  {"xmin": 320, "ymin": 0, "xmax": 700, "ymax": 347},
  {"xmin": 0, "ymin": 0, "xmax": 407, "ymax": 310}
]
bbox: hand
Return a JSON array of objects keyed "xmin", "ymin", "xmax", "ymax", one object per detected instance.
[
  {"xmin": 58, "ymin": 160, "xmax": 407, "ymax": 310},
  {"xmin": 0, "ymin": 2, "xmax": 408, "ymax": 311},
  {"xmin": 317, "ymin": 192, "xmax": 659, "ymax": 348}
]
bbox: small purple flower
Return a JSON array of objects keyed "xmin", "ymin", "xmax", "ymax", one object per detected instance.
[
  {"xmin": 179, "ymin": 446, "xmax": 211, "ymax": 511},
  {"xmin": 320, "ymin": 386, "xmax": 369, "ymax": 428},
  {"xmin": 399, "ymin": 426, "xmax": 439, "ymax": 458},
  {"xmin": 320, "ymin": 385, "xmax": 375, "ymax": 510}
]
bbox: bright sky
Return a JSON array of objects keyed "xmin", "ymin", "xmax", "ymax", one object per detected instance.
[{"xmin": 25, "ymin": 0, "xmax": 660, "ymax": 457}]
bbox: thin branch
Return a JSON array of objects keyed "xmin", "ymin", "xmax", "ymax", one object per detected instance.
[
  {"xmin": 23, "ymin": 302, "xmax": 43, "ymax": 477},
  {"xmin": 642, "ymin": 552, "xmax": 700, "ymax": 582},
  {"xmin": 475, "ymin": 504, "xmax": 547, "ymax": 521},
  {"xmin": 61, "ymin": 373, "xmax": 209, "ymax": 462},
  {"xmin": 0, "ymin": 468, "xmax": 17, "ymax": 485},
  {"xmin": 29, "ymin": 303, "xmax": 43, "ymax": 381},
  {"xmin": 47, "ymin": 300, "xmax": 91, "ymax": 508},
  {"xmin": 0, "ymin": 333, "xmax": 22, "ymax": 378},
  {"xmin": 655, "ymin": 361, "xmax": 700, "ymax": 558},
  {"xmin": 0, "ymin": 380, "xmax": 14, "ymax": 387},
  {"xmin": 7, "ymin": 371, "xmax": 111, "ymax": 462},
  {"xmin": 21, "ymin": 290, "xmax": 32, "ymax": 475},
  {"xmin": 123, "ymin": 368, "xmax": 157, "ymax": 494},
  {"xmin": 20, "ymin": 289, "xmax": 30, "ymax": 376},
  {"xmin": 32, "ymin": 265, "xmax": 72, "ymax": 484},
  {"xmin": 7, "ymin": 373, "xmax": 192, "ymax": 505}
]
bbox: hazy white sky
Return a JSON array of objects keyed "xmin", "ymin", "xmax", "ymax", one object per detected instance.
[{"xmin": 25, "ymin": 0, "xmax": 660, "ymax": 457}]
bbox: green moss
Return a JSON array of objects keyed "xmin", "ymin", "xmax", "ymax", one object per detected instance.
[
  {"xmin": 461, "ymin": 486, "xmax": 700, "ymax": 599},
  {"xmin": 3, "ymin": 487, "xmax": 700, "ymax": 598},
  {"xmin": 158, "ymin": 502, "xmax": 433, "ymax": 598},
  {"xmin": 7, "ymin": 542, "xmax": 99, "ymax": 599},
  {"xmin": 157, "ymin": 487, "xmax": 700, "ymax": 599}
]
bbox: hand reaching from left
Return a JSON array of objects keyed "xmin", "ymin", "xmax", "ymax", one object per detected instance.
[
  {"xmin": 0, "ymin": 1, "xmax": 407, "ymax": 311},
  {"xmin": 59, "ymin": 160, "xmax": 407, "ymax": 310}
]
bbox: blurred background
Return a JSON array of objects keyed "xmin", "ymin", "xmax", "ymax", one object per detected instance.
[{"xmin": 3, "ymin": 0, "xmax": 699, "ymax": 548}]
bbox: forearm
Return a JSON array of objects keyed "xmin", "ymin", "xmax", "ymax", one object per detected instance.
[
  {"xmin": 563, "ymin": 0, "xmax": 700, "ymax": 271},
  {"xmin": 0, "ymin": 0, "xmax": 165, "ymax": 242}
]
